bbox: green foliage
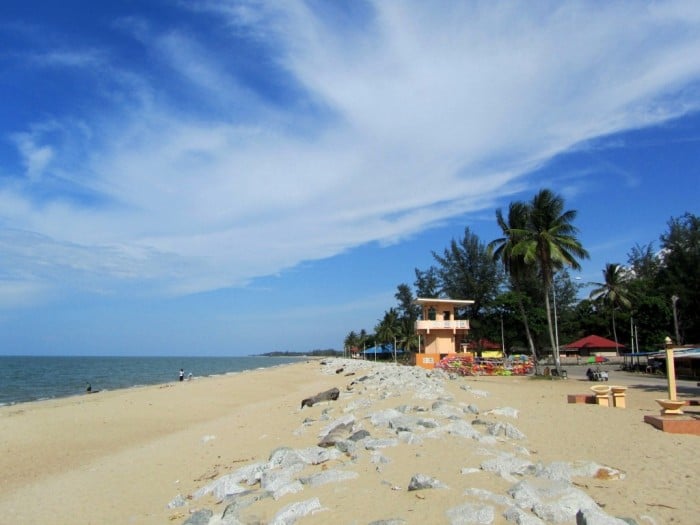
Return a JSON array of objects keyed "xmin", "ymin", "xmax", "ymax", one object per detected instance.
[
  {"xmin": 343, "ymin": 203, "xmax": 697, "ymax": 361},
  {"xmin": 589, "ymin": 263, "xmax": 633, "ymax": 349},
  {"xmin": 658, "ymin": 213, "xmax": 700, "ymax": 343},
  {"xmin": 431, "ymin": 227, "xmax": 503, "ymax": 322},
  {"xmin": 414, "ymin": 267, "xmax": 440, "ymax": 298}
]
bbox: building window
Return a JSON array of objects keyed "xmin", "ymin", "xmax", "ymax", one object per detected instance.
[{"xmin": 428, "ymin": 307, "xmax": 436, "ymax": 320}]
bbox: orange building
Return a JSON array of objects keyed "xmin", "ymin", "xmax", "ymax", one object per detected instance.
[{"xmin": 412, "ymin": 297, "xmax": 474, "ymax": 369}]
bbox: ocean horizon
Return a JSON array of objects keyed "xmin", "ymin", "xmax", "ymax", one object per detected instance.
[{"xmin": 0, "ymin": 355, "xmax": 307, "ymax": 406}]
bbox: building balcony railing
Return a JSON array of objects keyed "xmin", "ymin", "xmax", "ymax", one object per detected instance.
[{"xmin": 416, "ymin": 319, "xmax": 470, "ymax": 333}]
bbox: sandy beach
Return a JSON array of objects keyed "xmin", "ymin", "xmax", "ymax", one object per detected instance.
[{"xmin": 0, "ymin": 359, "xmax": 697, "ymax": 524}]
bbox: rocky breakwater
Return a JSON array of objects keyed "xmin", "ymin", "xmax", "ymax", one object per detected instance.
[{"xmin": 170, "ymin": 359, "xmax": 638, "ymax": 525}]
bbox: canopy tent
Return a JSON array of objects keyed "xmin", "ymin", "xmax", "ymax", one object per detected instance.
[{"xmin": 563, "ymin": 335, "xmax": 625, "ymax": 356}]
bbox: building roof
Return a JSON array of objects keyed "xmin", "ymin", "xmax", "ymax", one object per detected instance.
[
  {"xmin": 414, "ymin": 297, "xmax": 475, "ymax": 306},
  {"xmin": 472, "ymin": 338, "xmax": 502, "ymax": 350},
  {"xmin": 564, "ymin": 334, "xmax": 625, "ymax": 349}
]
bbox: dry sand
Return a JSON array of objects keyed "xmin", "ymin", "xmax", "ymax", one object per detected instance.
[{"xmin": 0, "ymin": 360, "xmax": 697, "ymax": 524}]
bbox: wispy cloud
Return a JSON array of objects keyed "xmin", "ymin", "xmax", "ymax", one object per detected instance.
[{"xmin": 2, "ymin": 1, "xmax": 700, "ymax": 302}]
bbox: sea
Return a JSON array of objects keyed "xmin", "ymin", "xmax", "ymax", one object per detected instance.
[{"xmin": 0, "ymin": 355, "xmax": 307, "ymax": 406}]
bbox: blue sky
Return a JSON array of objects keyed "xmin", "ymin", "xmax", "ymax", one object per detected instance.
[{"xmin": 1, "ymin": 1, "xmax": 699, "ymax": 356}]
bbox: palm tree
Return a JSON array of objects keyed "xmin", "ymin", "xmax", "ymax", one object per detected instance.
[
  {"xmin": 375, "ymin": 308, "xmax": 400, "ymax": 362},
  {"xmin": 511, "ymin": 189, "xmax": 589, "ymax": 375},
  {"xmin": 397, "ymin": 317, "xmax": 420, "ymax": 358},
  {"xmin": 488, "ymin": 201, "xmax": 540, "ymax": 366},
  {"xmin": 590, "ymin": 263, "xmax": 632, "ymax": 355},
  {"xmin": 343, "ymin": 331, "xmax": 359, "ymax": 357}
]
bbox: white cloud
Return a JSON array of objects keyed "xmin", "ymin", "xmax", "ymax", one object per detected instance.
[
  {"xmin": 12, "ymin": 133, "xmax": 54, "ymax": 182},
  {"xmin": 3, "ymin": 1, "xmax": 700, "ymax": 301}
]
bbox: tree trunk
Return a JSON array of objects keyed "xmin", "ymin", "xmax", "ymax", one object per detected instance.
[
  {"xmin": 611, "ymin": 309, "xmax": 619, "ymax": 357},
  {"xmin": 544, "ymin": 285, "xmax": 562, "ymax": 376},
  {"xmin": 517, "ymin": 299, "xmax": 539, "ymax": 373}
]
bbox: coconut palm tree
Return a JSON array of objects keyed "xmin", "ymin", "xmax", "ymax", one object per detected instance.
[
  {"xmin": 398, "ymin": 317, "xmax": 420, "ymax": 354},
  {"xmin": 489, "ymin": 201, "xmax": 540, "ymax": 366},
  {"xmin": 589, "ymin": 263, "xmax": 632, "ymax": 354},
  {"xmin": 375, "ymin": 308, "xmax": 400, "ymax": 362},
  {"xmin": 511, "ymin": 189, "xmax": 589, "ymax": 375}
]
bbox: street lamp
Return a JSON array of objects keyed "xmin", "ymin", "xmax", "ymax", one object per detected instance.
[{"xmin": 671, "ymin": 295, "xmax": 681, "ymax": 346}]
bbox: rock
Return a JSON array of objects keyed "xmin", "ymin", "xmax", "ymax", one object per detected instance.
[
  {"xmin": 317, "ymin": 416, "xmax": 355, "ymax": 447},
  {"xmin": 301, "ymin": 387, "xmax": 340, "ymax": 408},
  {"xmin": 364, "ymin": 437, "xmax": 399, "ymax": 450},
  {"xmin": 464, "ymin": 487, "xmax": 513, "ymax": 507},
  {"xmin": 182, "ymin": 508, "xmax": 213, "ymax": 525},
  {"xmin": 349, "ymin": 429, "xmax": 371, "ymax": 441},
  {"xmin": 371, "ymin": 452, "xmax": 391, "ymax": 464},
  {"xmin": 407, "ymin": 473, "xmax": 448, "ymax": 491},
  {"xmin": 370, "ymin": 408, "xmax": 405, "ymax": 428},
  {"xmin": 300, "ymin": 469, "xmax": 359, "ymax": 486},
  {"xmin": 446, "ymin": 502, "xmax": 495, "ymax": 524},
  {"xmin": 484, "ymin": 406, "xmax": 519, "ymax": 418},
  {"xmin": 533, "ymin": 461, "xmax": 625, "ymax": 483},
  {"xmin": 569, "ymin": 461, "xmax": 625, "ymax": 481},
  {"xmin": 270, "ymin": 497, "xmax": 324, "ymax": 525},
  {"xmin": 470, "ymin": 389, "xmax": 490, "ymax": 398},
  {"xmin": 445, "ymin": 419, "xmax": 482, "ymax": 439},
  {"xmin": 431, "ymin": 401, "xmax": 464, "ymax": 418},
  {"xmin": 389, "ymin": 414, "xmax": 422, "ymax": 432},
  {"xmin": 268, "ymin": 446, "xmax": 340, "ymax": 468},
  {"xmin": 221, "ymin": 490, "xmax": 271, "ymax": 518},
  {"xmin": 398, "ymin": 431, "xmax": 423, "ymax": 444},
  {"xmin": 508, "ymin": 478, "xmax": 599, "ymax": 523},
  {"xmin": 487, "ymin": 422, "xmax": 526, "ymax": 440},
  {"xmin": 480, "ymin": 454, "xmax": 534, "ymax": 482},
  {"xmin": 503, "ymin": 506, "xmax": 545, "ymax": 524},
  {"xmin": 167, "ymin": 494, "xmax": 187, "ymax": 509},
  {"xmin": 465, "ymin": 404, "xmax": 480, "ymax": 415},
  {"xmin": 576, "ymin": 508, "xmax": 637, "ymax": 525},
  {"xmin": 333, "ymin": 439, "xmax": 357, "ymax": 455},
  {"xmin": 192, "ymin": 472, "xmax": 248, "ymax": 500},
  {"xmin": 417, "ymin": 417, "xmax": 440, "ymax": 428},
  {"xmin": 260, "ymin": 466, "xmax": 304, "ymax": 500}
]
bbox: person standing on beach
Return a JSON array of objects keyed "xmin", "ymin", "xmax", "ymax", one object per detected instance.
[{"xmin": 179, "ymin": 369, "xmax": 184, "ymax": 382}]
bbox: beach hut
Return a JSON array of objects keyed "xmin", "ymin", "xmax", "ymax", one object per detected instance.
[{"xmin": 563, "ymin": 334, "xmax": 625, "ymax": 358}]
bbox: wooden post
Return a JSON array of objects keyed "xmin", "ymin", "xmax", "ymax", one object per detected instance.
[{"xmin": 665, "ymin": 336, "xmax": 677, "ymax": 401}]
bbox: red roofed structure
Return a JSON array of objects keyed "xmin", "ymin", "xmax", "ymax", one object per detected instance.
[{"xmin": 563, "ymin": 334, "xmax": 625, "ymax": 357}]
